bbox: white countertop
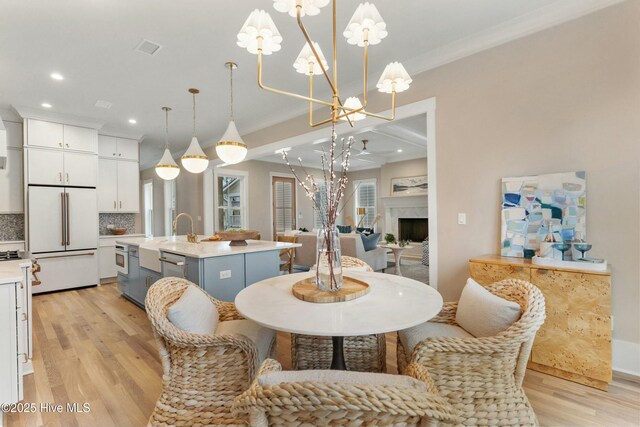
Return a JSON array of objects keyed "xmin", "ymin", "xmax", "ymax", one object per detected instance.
[
  {"xmin": 0, "ymin": 259, "xmax": 31, "ymax": 285},
  {"xmin": 235, "ymin": 271, "xmax": 443, "ymax": 337},
  {"xmin": 116, "ymin": 235, "xmax": 300, "ymax": 259},
  {"xmin": 100, "ymin": 233, "xmax": 146, "ymax": 239}
]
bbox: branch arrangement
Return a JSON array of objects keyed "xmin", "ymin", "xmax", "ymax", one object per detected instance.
[{"xmin": 282, "ymin": 122, "xmax": 354, "ymax": 230}]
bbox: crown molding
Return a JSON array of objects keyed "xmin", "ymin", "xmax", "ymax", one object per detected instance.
[
  {"xmin": 12, "ymin": 105, "xmax": 105, "ymax": 129},
  {"xmin": 99, "ymin": 126, "xmax": 145, "ymax": 142},
  {"xmin": 405, "ymin": 0, "xmax": 626, "ymax": 76}
]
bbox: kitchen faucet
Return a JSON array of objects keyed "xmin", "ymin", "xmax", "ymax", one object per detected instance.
[{"xmin": 173, "ymin": 213, "xmax": 198, "ymax": 243}]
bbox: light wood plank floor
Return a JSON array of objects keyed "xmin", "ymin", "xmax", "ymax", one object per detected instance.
[{"xmin": 6, "ymin": 283, "xmax": 640, "ymax": 427}]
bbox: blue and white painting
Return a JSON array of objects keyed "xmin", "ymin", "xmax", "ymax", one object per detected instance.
[{"xmin": 501, "ymin": 171, "xmax": 586, "ymax": 258}]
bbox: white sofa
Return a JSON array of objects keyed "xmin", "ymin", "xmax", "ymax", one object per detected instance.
[{"xmin": 293, "ymin": 232, "xmax": 387, "ymax": 272}]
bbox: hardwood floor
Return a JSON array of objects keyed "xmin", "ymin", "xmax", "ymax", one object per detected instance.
[{"xmin": 6, "ymin": 283, "xmax": 640, "ymax": 427}]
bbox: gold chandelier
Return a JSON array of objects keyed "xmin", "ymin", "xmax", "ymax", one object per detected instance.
[{"xmin": 237, "ymin": 0, "xmax": 412, "ymax": 127}]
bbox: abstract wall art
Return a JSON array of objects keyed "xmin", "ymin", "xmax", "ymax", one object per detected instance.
[{"xmin": 501, "ymin": 171, "xmax": 586, "ymax": 258}]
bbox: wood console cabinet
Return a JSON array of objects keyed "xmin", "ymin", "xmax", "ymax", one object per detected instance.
[{"xmin": 469, "ymin": 255, "xmax": 612, "ymax": 391}]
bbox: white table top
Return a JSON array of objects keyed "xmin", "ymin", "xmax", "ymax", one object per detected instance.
[
  {"xmin": 235, "ymin": 271, "xmax": 443, "ymax": 337},
  {"xmin": 379, "ymin": 244, "xmax": 414, "ymax": 250}
]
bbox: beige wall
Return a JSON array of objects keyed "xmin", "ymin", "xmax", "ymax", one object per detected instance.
[{"xmin": 203, "ymin": 3, "xmax": 639, "ymax": 345}]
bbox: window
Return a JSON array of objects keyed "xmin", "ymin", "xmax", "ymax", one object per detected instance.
[
  {"xmin": 313, "ymin": 182, "xmax": 327, "ymax": 230},
  {"xmin": 217, "ymin": 174, "xmax": 246, "ymax": 231},
  {"xmin": 164, "ymin": 180, "xmax": 176, "ymax": 236},
  {"xmin": 272, "ymin": 176, "xmax": 296, "ymax": 238},
  {"xmin": 143, "ymin": 180, "xmax": 153, "ymax": 237},
  {"xmin": 354, "ymin": 179, "xmax": 377, "ymax": 229}
]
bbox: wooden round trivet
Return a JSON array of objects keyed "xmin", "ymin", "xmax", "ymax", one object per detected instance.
[{"xmin": 292, "ymin": 276, "xmax": 370, "ymax": 303}]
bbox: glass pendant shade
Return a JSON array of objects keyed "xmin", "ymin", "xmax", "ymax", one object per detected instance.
[
  {"xmin": 216, "ymin": 121, "xmax": 248, "ymax": 164},
  {"xmin": 237, "ymin": 9, "xmax": 282, "ymax": 55},
  {"xmin": 340, "ymin": 97, "xmax": 366, "ymax": 121},
  {"xmin": 181, "ymin": 136, "xmax": 209, "ymax": 173},
  {"xmin": 156, "ymin": 148, "xmax": 180, "ymax": 180},
  {"xmin": 273, "ymin": 0, "xmax": 330, "ymax": 17},
  {"xmin": 376, "ymin": 62, "xmax": 412, "ymax": 93},
  {"xmin": 344, "ymin": 2, "xmax": 387, "ymax": 47},
  {"xmin": 293, "ymin": 42, "xmax": 329, "ymax": 75}
]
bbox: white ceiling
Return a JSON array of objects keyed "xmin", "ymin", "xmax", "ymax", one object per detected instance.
[
  {"xmin": 257, "ymin": 114, "xmax": 427, "ymax": 171},
  {"xmin": 0, "ymin": 0, "xmax": 617, "ymax": 168}
]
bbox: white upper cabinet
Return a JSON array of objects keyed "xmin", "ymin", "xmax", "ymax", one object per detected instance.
[
  {"xmin": 26, "ymin": 120, "xmax": 97, "ymax": 154},
  {"xmin": 0, "ymin": 121, "xmax": 24, "ymax": 213},
  {"xmin": 116, "ymin": 138, "xmax": 138, "ymax": 161},
  {"xmin": 0, "ymin": 149, "xmax": 23, "ymax": 213},
  {"xmin": 116, "ymin": 161, "xmax": 139, "ymax": 212},
  {"xmin": 27, "ymin": 120, "xmax": 64, "ymax": 149},
  {"xmin": 63, "ymin": 152, "xmax": 97, "ymax": 187},
  {"xmin": 63, "ymin": 125, "xmax": 97, "ymax": 153},
  {"xmin": 98, "ymin": 135, "xmax": 117, "ymax": 158},
  {"xmin": 5, "ymin": 121, "xmax": 23, "ymax": 148},
  {"xmin": 98, "ymin": 159, "xmax": 118, "ymax": 212},
  {"xmin": 98, "ymin": 135, "xmax": 138, "ymax": 161},
  {"xmin": 27, "ymin": 148, "xmax": 64, "ymax": 186},
  {"xmin": 97, "ymin": 159, "xmax": 139, "ymax": 213},
  {"xmin": 27, "ymin": 148, "xmax": 96, "ymax": 187}
]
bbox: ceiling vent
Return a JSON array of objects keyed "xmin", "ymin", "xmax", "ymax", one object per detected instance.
[
  {"xmin": 135, "ymin": 39, "xmax": 162, "ymax": 56},
  {"xmin": 94, "ymin": 100, "xmax": 113, "ymax": 109}
]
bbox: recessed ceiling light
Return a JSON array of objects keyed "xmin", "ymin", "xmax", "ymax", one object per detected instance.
[
  {"xmin": 41, "ymin": 102, "xmax": 52, "ymax": 108},
  {"xmin": 50, "ymin": 73, "xmax": 64, "ymax": 81},
  {"xmin": 128, "ymin": 119, "xmax": 137, "ymax": 124},
  {"xmin": 397, "ymin": 149, "xmax": 403, "ymax": 153}
]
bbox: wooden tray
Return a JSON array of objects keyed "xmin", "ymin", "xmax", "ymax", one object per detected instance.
[{"xmin": 292, "ymin": 276, "xmax": 370, "ymax": 303}]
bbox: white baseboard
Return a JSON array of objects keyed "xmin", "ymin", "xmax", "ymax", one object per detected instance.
[{"xmin": 612, "ymin": 338, "xmax": 640, "ymax": 377}]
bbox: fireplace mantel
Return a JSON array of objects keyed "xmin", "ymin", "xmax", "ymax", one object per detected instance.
[{"xmin": 380, "ymin": 195, "xmax": 428, "ymax": 235}]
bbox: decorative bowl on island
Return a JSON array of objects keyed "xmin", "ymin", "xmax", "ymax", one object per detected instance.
[
  {"xmin": 216, "ymin": 230, "xmax": 260, "ymax": 246},
  {"xmin": 108, "ymin": 228, "xmax": 127, "ymax": 235}
]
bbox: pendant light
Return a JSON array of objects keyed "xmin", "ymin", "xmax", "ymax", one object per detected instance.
[
  {"xmin": 181, "ymin": 88, "xmax": 209, "ymax": 173},
  {"xmin": 155, "ymin": 107, "xmax": 180, "ymax": 180},
  {"xmin": 216, "ymin": 62, "xmax": 247, "ymax": 165}
]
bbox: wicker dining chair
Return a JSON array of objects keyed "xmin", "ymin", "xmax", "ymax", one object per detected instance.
[
  {"xmin": 145, "ymin": 278, "xmax": 276, "ymax": 426},
  {"xmin": 397, "ymin": 278, "xmax": 546, "ymax": 426},
  {"xmin": 233, "ymin": 358, "xmax": 462, "ymax": 427},
  {"xmin": 293, "ymin": 256, "xmax": 386, "ymax": 373}
]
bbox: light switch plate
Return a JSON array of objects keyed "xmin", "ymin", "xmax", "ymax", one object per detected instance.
[
  {"xmin": 458, "ymin": 213, "xmax": 467, "ymax": 225},
  {"xmin": 220, "ymin": 270, "xmax": 231, "ymax": 279}
]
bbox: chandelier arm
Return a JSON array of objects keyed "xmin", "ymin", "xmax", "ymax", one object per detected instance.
[
  {"xmin": 357, "ymin": 91, "xmax": 397, "ymax": 121},
  {"xmin": 296, "ymin": 5, "xmax": 338, "ymax": 97},
  {"xmin": 257, "ymin": 49, "xmax": 334, "ymax": 108},
  {"xmin": 332, "ymin": 0, "xmax": 338, "ymax": 96},
  {"xmin": 362, "ymin": 34, "xmax": 369, "ymax": 106}
]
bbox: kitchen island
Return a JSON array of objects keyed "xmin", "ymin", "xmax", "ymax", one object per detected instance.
[{"xmin": 115, "ymin": 236, "xmax": 300, "ymax": 306}]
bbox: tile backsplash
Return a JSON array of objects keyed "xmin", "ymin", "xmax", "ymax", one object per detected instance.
[
  {"xmin": 0, "ymin": 214, "xmax": 25, "ymax": 241},
  {"xmin": 99, "ymin": 213, "xmax": 137, "ymax": 236}
]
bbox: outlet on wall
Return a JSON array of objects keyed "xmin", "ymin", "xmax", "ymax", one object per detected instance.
[
  {"xmin": 220, "ymin": 270, "xmax": 231, "ymax": 279},
  {"xmin": 458, "ymin": 213, "xmax": 467, "ymax": 225}
]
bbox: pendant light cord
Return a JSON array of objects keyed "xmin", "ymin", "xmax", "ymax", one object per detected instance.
[
  {"xmin": 164, "ymin": 107, "xmax": 169, "ymax": 149},
  {"xmin": 192, "ymin": 92, "xmax": 197, "ymax": 137},
  {"xmin": 229, "ymin": 64, "xmax": 235, "ymax": 121}
]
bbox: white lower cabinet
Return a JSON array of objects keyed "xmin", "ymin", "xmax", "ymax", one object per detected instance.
[
  {"xmin": 0, "ymin": 264, "xmax": 31, "ymax": 408},
  {"xmin": 98, "ymin": 159, "xmax": 139, "ymax": 213},
  {"xmin": 99, "ymin": 245, "xmax": 116, "ymax": 279}
]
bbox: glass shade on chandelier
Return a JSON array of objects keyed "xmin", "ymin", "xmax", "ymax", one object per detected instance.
[
  {"xmin": 273, "ymin": 0, "xmax": 329, "ymax": 17},
  {"xmin": 156, "ymin": 107, "xmax": 180, "ymax": 181},
  {"xmin": 344, "ymin": 2, "xmax": 387, "ymax": 47},
  {"xmin": 293, "ymin": 42, "xmax": 329, "ymax": 75},
  {"xmin": 340, "ymin": 97, "xmax": 366, "ymax": 121},
  {"xmin": 377, "ymin": 62, "xmax": 412, "ymax": 93},
  {"xmin": 216, "ymin": 121, "xmax": 247, "ymax": 165},
  {"xmin": 237, "ymin": 9, "xmax": 282, "ymax": 55}
]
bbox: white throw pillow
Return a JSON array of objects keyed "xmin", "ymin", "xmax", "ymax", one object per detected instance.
[
  {"xmin": 455, "ymin": 278, "xmax": 521, "ymax": 337},
  {"xmin": 167, "ymin": 285, "xmax": 219, "ymax": 335}
]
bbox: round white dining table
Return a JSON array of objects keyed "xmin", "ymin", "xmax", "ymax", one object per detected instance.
[{"xmin": 235, "ymin": 271, "xmax": 443, "ymax": 370}]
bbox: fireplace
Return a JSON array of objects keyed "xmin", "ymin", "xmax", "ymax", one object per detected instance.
[{"xmin": 398, "ymin": 218, "xmax": 428, "ymax": 242}]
